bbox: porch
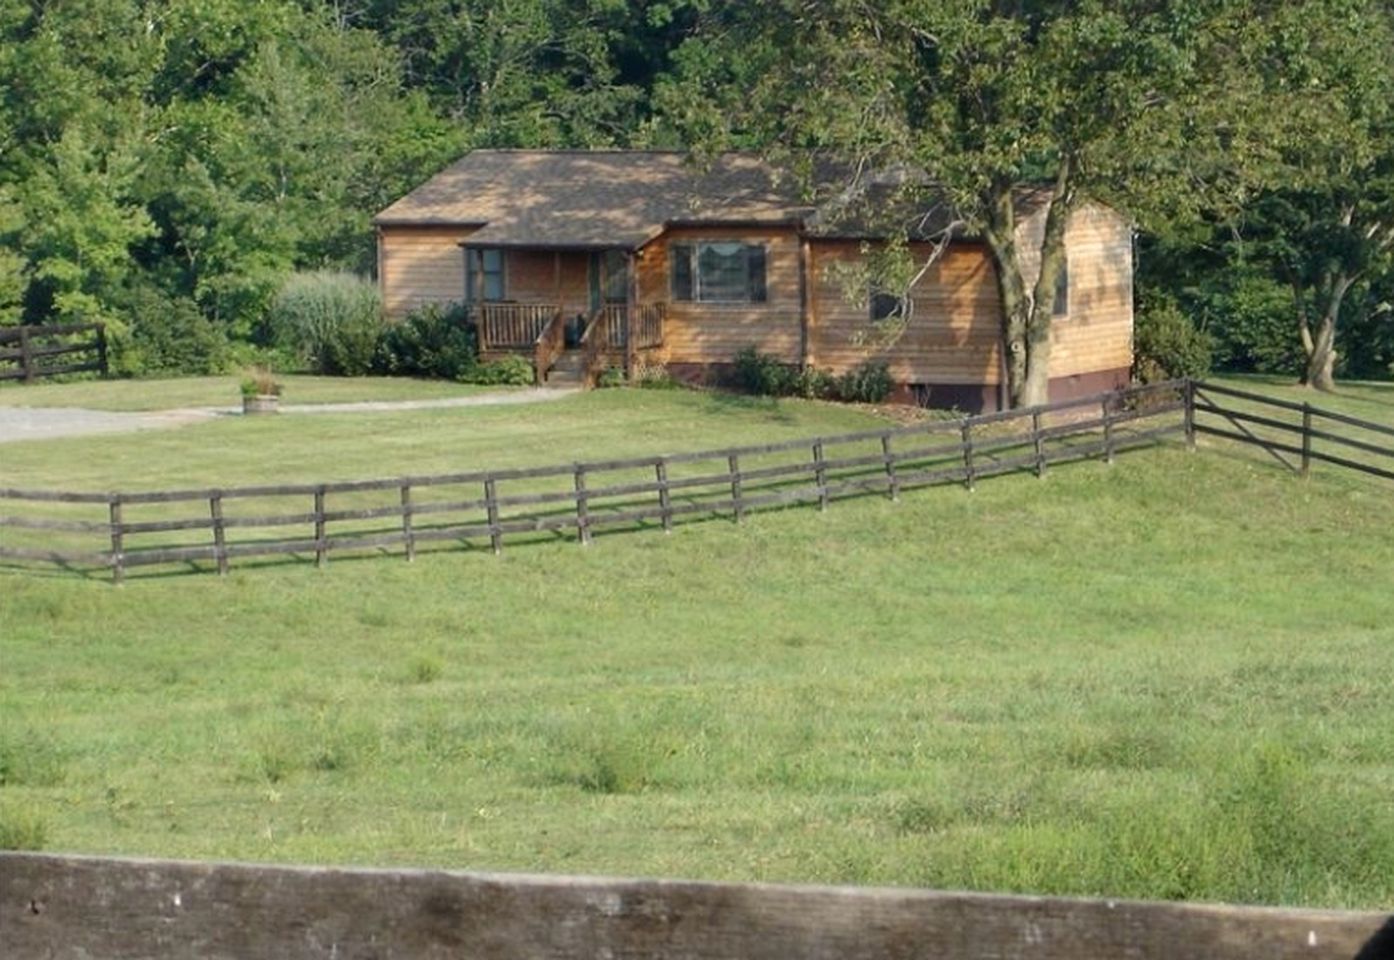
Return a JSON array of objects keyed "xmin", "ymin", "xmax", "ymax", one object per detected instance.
[
  {"xmin": 460, "ymin": 244, "xmax": 667, "ymax": 386},
  {"xmin": 472, "ymin": 300, "xmax": 667, "ymax": 386}
]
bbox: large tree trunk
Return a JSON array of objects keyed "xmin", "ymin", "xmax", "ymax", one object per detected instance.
[
  {"xmin": 1300, "ymin": 273, "xmax": 1352, "ymax": 393},
  {"xmin": 980, "ymin": 163, "xmax": 1074, "ymax": 408}
]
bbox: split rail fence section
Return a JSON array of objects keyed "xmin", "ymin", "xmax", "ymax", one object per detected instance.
[
  {"xmin": 0, "ymin": 380, "xmax": 1186, "ymax": 582},
  {"xmin": 2, "ymin": 853, "xmax": 1390, "ymax": 960},
  {"xmin": 1189, "ymin": 380, "xmax": 1394, "ymax": 483},
  {"xmin": 0, "ymin": 322, "xmax": 107, "ymax": 382}
]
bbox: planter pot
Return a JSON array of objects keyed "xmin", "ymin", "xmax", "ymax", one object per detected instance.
[{"xmin": 242, "ymin": 394, "xmax": 280, "ymax": 415}]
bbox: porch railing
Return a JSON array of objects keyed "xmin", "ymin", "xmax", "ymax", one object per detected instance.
[
  {"xmin": 476, "ymin": 303, "xmax": 558, "ymax": 351},
  {"xmin": 632, "ymin": 301, "xmax": 666, "ymax": 350},
  {"xmin": 532, "ymin": 311, "xmax": 567, "ymax": 385}
]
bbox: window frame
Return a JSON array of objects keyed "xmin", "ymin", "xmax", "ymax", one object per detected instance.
[{"xmin": 670, "ymin": 241, "xmax": 768, "ymax": 304}]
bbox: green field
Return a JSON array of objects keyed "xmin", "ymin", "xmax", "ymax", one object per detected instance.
[{"xmin": 2, "ymin": 380, "xmax": 1392, "ymax": 909}]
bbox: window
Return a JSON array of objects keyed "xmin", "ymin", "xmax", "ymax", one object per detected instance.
[
  {"xmin": 670, "ymin": 242, "xmax": 767, "ymax": 303},
  {"xmin": 602, "ymin": 249, "xmax": 628, "ymax": 302},
  {"xmin": 481, "ymin": 248, "xmax": 504, "ymax": 301},
  {"xmin": 869, "ymin": 291, "xmax": 905, "ymax": 322},
  {"xmin": 1052, "ymin": 259, "xmax": 1068, "ymax": 316}
]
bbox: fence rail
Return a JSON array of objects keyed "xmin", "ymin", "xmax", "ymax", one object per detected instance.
[
  {"xmin": 0, "ymin": 322, "xmax": 107, "ymax": 382},
  {"xmin": 1, "ymin": 853, "xmax": 1388, "ymax": 960},
  {"xmin": 0, "ymin": 380, "xmax": 1187, "ymax": 582},
  {"xmin": 1191, "ymin": 380, "xmax": 1394, "ymax": 483}
]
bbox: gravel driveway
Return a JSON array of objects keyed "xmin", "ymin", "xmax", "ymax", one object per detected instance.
[{"xmin": 0, "ymin": 388, "xmax": 576, "ymax": 444}]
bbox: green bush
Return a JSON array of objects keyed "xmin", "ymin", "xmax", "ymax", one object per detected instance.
[
  {"xmin": 792, "ymin": 367, "xmax": 837, "ymax": 400},
  {"xmin": 462, "ymin": 354, "xmax": 533, "ymax": 385},
  {"xmin": 374, "ymin": 301, "xmax": 477, "ymax": 380},
  {"xmin": 732, "ymin": 346, "xmax": 796, "ymax": 395},
  {"xmin": 596, "ymin": 366, "xmax": 626, "ymax": 388},
  {"xmin": 836, "ymin": 360, "xmax": 893, "ymax": 403},
  {"xmin": 267, "ymin": 271, "xmax": 384, "ymax": 375},
  {"xmin": 109, "ymin": 282, "xmax": 229, "ymax": 376},
  {"xmin": 1134, "ymin": 295, "xmax": 1214, "ymax": 383}
]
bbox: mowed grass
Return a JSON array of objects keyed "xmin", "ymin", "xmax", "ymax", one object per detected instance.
[
  {"xmin": 2, "ymin": 386, "xmax": 1393, "ymax": 909},
  {"xmin": 0, "ymin": 374, "xmax": 512, "ymax": 411}
]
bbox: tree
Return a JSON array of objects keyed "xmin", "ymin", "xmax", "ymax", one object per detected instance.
[
  {"xmin": 1235, "ymin": 2, "xmax": 1394, "ymax": 390},
  {"xmin": 656, "ymin": 1, "xmax": 1335, "ymax": 406}
]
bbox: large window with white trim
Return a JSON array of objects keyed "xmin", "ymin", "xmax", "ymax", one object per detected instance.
[{"xmin": 670, "ymin": 242, "xmax": 767, "ymax": 303}]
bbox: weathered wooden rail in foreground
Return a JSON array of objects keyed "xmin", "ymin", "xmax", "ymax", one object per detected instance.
[
  {"xmin": 0, "ymin": 322, "xmax": 107, "ymax": 382},
  {"xmin": 0, "ymin": 380, "xmax": 1187, "ymax": 582},
  {"xmin": 1, "ymin": 853, "xmax": 1389, "ymax": 960}
]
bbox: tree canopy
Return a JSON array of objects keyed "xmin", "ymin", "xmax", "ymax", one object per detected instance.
[{"xmin": 1, "ymin": 0, "xmax": 1390, "ymax": 389}]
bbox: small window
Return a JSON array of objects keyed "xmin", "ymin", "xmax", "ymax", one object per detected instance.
[
  {"xmin": 670, "ymin": 242, "xmax": 767, "ymax": 303},
  {"xmin": 869, "ymin": 291, "xmax": 905, "ymax": 322},
  {"xmin": 1052, "ymin": 260, "xmax": 1068, "ymax": 317},
  {"xmin": 481, "ymin": 248, "xmax": 505, "ymax": 301}
]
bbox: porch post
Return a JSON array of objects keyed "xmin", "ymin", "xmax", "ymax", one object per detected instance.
[{"xmin": 625, "ymin": 249, "xmax": 639, "ymax": 379}]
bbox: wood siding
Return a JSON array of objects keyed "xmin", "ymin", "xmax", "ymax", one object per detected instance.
[
  {"xmin": 1051, "ymin": 204, "xmax": 1134, "ymax": 378},
  {"xmin": 378, "ymin": 225, "xmax": 477, "ymax": 319},
  {"xmin": 809, "ymin": 241, "xmax": 1004, "ymax": 384},
  {"xmin": 643, "ymin": 227, "xmax": 803, "ymax": 365},
  {"xmin": 503, "ymin": 249, "xmax": 591, "ymax": 320}
]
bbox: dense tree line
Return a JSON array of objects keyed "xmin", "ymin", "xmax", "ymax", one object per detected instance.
[{"xmin": 1, "ymin": 1, "xmax": 1390, "ymax": 389}]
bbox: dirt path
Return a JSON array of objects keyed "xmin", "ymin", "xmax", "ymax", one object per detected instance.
[{"xmin": 0, "ymin": 388, "xmax": 577, "ymax": 444}]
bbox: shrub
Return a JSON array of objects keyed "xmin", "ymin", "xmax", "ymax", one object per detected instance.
[
  {"xmin": 596, "ymin": 366, "xmax": 626, "ymax": 388},
  {"xmin": 462, "ymin": 354, "xmax": 533, "ymax": 385},
  {"xmin": 374, "ymin": 301, "xmax": 477, "ymax": 380},
  {"xmin": 239, "ymin": 366, "xmax": 281, "ymax": 398},
  {"xmin": 109, "ymin": 282, "xmax": 229, "ymax": 376},
  {"xmin": 792, "ymin": 366, "xmax": 837, "ymax": 400},
  {"xmin": 732, "ymin": 346, "xmax": 796, "ymax": 395},
  {"xmin": 1134, "ymin": 294, "xmax": 1213, "ymax": 383},
  {"xmin": 836, "ymin": 360, "xmax": 893, "ymax": 403},
  {"xmin": 267, "ymin": 271, "xmax": 384, "ymax": 375}
]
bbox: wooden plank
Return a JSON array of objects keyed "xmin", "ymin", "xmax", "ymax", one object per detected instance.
[
  {"xmin": 314, "ymin": 487, "xmax": 328, "ymax": 568},
  {"xmin": 107, "ymin": 497, "xmax": 124, "ymax": 584},
  {"xmin": 210, "ymin": 494, "xmax": 228, "ymax": 576},
  {"xmin": 1, "ymin": 852, "xmax": 1386, "ymax": 960},
  {"xmin": 960, "ymin": 421, "xmax": 976, "ymax": 491},
  {"xmin": 484, "ymin": 476, "xmax": 502, "ymax": 554},
  {"xmin": 401, "ymin": 484, "xmax": 416, "ymax": 562},
  {"xmin": 812, "ymin": 441, "xmax": 828, "ymax": 511},
  {"xmin": 573, "ymin": 466, "xmax": 591, "ymax": 546},
  {"xmin": 881, "ymin": 435, "xmax": 898, "ymax": 500},
  {"xmin": 728, "ymin": 454, "xmax": 744, "ymax": 522},
  {"xmin": 656, "ymin": 459, "xmax": 673, "ymax": 532}
]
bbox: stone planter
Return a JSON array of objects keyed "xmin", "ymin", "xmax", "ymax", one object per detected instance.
[{"xmin": 242, "ymin": 394, "xmax": 280, "ymax": 415}]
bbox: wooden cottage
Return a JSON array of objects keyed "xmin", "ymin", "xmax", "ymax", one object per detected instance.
[{"xmin": 374, "ymin": 150, "xmax": 1133, "ymax": 411}]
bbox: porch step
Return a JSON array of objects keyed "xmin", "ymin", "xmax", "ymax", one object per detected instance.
[{"xmin": 542, "ymin": 350, "xmax": 587, "ymax": 387}]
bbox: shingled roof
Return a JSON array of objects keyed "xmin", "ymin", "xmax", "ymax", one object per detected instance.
[
  {"xmin": 374, "ymin": 149, "xmax": 1054, "ymax": 248},
  {"xmin": 374, "ymin": 150, "xmax": 821, "ymax": 249}
]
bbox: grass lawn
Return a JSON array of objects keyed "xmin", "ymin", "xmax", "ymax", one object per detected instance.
[
  {"xmin": 0, "ymin": 374, "xmax": 514, "ymax": 411},
  {"xmin": 2, "ymin": 385, "xmax": 1392, "ymax": 909}
]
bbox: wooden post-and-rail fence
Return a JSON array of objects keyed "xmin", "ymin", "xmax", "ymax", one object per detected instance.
[
  {"xmin": 0, "ymin": 322, "xmax": 107, "ymax": 382},
  {"xmin": 1, "ymin": 853, "xmax": 1390, "ymax": 960},
  {"xmin": 0, "ymin": 381, "xmax": 1189, "ymax": 582},
  {"xmin": 2, "ymin": 379, "xmax": 1389, "ymax": 584}
]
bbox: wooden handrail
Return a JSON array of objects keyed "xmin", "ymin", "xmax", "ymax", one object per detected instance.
[{"xmin": 532, "ymin": 310, "xmax": 566, "ymax": 385}]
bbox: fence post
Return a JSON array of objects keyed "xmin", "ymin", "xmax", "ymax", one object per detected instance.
[
  {"xmin": 574, "ymin": 465, "xmax": 592, "ymax": 545},
  {"xmin": 1032, "ymin": 410, "xmax": 1047, "ymax": 478},
  {"xmin": 484, "ymin": 475, "xmax": 503, "ymax": 554},
  {"xmin": 655, "ymin": 459, "xmax": 673, "ymax": 533},
  {"xmin": 1101, "ymin": 396, "xmax": 1116, "ymax": 465},
  {"xmin": 960, "ymin": 420, "xmax": 976, "ymax": 491},
  {"xmin": 400, "ymin": 484, "xmax": 415, "ymax": 562},
  {"xmin": 728, "ymin": 454, "xmax": 744, "ymax": 522},
  {"xmin": 812, "ymin": 441, "xmax": 828, "ymax": 511},
  {"xmin": 209, "ymin": 493, "xmax": 228, "ymax": 576},
  {"xmin": 1301, "ymin": 403, "xmax": 1313, "ymax": 477},
  {"xmin": 1183, "ymin": 378, "xmax": 1196, "ymax": 450},
  {"xmin": 881, "ymin": 434, "xmax": 899, "ymax": 501},
  {"xmin": 95, "ymin": 324, "xmax": 109, "ymax": 376},
  {"xmin": 19, "ymin": 326, "xmax": 34, "ymax": 383},
  {"xmin": 314, "ymin": 487, "xmax": 327, "ymax": 568},
  {"xmin": 108, "ymin": 495, "xmax": 124, "ymax": 585}
]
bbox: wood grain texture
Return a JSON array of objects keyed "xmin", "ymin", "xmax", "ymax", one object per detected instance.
[
  {"xmin": 378, "ymin": 225, "xmax": 477, "ymax": 318},
  {"xmin": 1, "ymin": 853, "xmax": 1387, "ymax": 960}
]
